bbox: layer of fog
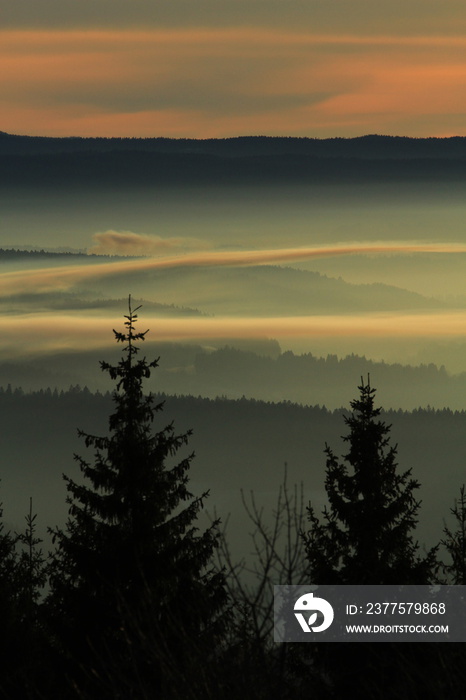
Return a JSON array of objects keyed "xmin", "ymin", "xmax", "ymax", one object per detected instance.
[
  {"xmin": 2, "ymin": 180, "xmax": 466, "ymax": 374},
  {"xmin": 2, "ymin": 181, "xmax": 466, "ymax": 254}
]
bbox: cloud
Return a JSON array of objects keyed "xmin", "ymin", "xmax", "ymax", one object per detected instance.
[
  {"xmin": 2, "ymin": 28, "xmax": 466, "ymax": 138},
  {"xmin": 1, "ymin": 241, "xmax": 466, "ymax": 298},
  {"xmin": 4, "ymin": 310, "xmax": 466, "ymax": 360},
  {"xmin": 3, "ymin": 2, "xmax": 466, "ymax": 36},
  {"xmin": 88, "ymin": 231, "xmax": 209, "ymax": 256}
]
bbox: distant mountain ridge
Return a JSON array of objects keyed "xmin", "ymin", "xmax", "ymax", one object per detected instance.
[
  {"xmin": 1, "ymin": 133, "xmax": 466, "ymax": 186},
  {"xmin": 90, "ymin": 264, "xmax": 446, "ymax": 316},
  {"xmin": 2, "ymin": 132, "xmax": 466, "ymax": 159},
  {"xmin": 0, "ymin": 339, "xmax": 464, "ymax": 410}
]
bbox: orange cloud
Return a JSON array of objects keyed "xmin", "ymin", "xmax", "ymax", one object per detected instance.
[
  {"xmin": 1, "ymin": 242, "xmax": 466, "ymax": 297},
  {"xmin": 88, "ymin": 231, "xmax": 209, "ymax": 256},
  {"xmin": 2, "ymin": 29, "xmax": 466, "ymax": 137},
  {"xmin": 3, "ymin": 310, "xmax": 466, "ymax": 360}
]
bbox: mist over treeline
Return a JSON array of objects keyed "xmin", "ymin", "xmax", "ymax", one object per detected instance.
[
  {"xmin": 0, "ymin": 383, "xmax": 463, "ymax": 550},
  {"xmin": 0, "ymin": 247, "xmax": 112, "ymax": 259},
  {"xmin": 3, "ymin": 318, "xmax": 465, "ymax": 697},
  {"xmin": 2, "ymin": 342, "xmax": 466, "ymax": 410}
]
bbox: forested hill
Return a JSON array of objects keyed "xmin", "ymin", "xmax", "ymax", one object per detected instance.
[
  {"xmin": 2, "ymin": 132, "xmax": 466, "ymax": 158},
  {"xmin": 0, "ymin": 386, "xmax": 463, "ymax": 548},
  {"xmin": 1, "ymin": 133, "xmax": 466, "ymax": 186},
  {"xmin": 0, "ymin": 247, "xmax": 108, "ymax": 259},
  {"xmin": 2, "ymin": 344, "xmax": 465, "ymax": 410}
]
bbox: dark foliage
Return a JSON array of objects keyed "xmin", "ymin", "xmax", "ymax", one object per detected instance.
[
  {"xmin": 46, "ymin": 298, "xmax": 227, "ymax": 697},
  {"xmin": 300, "ymin": 377, "xmax": 449, "ymax": 700},
  {"xmin": 0, "ymin": 497, "xmax": 49, "ymax": 699},
  {"xmin": 1, "ymin": 348, "xmax": 466, "ymax": 697},
  {"xmin": 441, "ymin": 484, "xmax": 466, "ymax": 584},
  {"xmin": 303, "ymin": 376, "xmax": 438, "ymax": 585}
]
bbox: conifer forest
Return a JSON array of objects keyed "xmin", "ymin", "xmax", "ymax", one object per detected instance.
[
  {"xmin": 0, "ymin": 298, "xmax": 464, "ymax": 700},
  {"xmin": 3, "ymin": 133, "xmax": 466, "ymax": 699}
]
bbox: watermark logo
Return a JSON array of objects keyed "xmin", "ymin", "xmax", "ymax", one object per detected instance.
[
  {"xmin": 294, "ymin": 592, "xmax": 334, "ymax": 633},
  {"xmin": 275, "ymin": 585, "xmax": 463, "ymax": 642}
]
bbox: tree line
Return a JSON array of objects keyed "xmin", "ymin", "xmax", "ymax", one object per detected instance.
[
  {"xmin": 3, "ymin": 131, "xmax": 466, "ymax": 160},
  {"xmin": 1, "ymin": 300, "xmax": 466, "ymax": 698}
]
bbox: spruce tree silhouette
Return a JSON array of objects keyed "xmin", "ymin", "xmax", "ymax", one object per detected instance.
[
  {"xmin": 441, "ymin": 484, "xmax": 466, "ymax": 584},
  {"xmin": 304, "ymin": 376, "xmax": 437, "ymax": 585},
  {"xmin": 0, "ymin": 497, "xmax": 22, "ymax": 691},
  {"xmin": 301, "ymin": 378, "xmax": 440, "ymax": 700},
  {"xmin": 47, "ymin": 297, "xmax": 227, "ymax": 697},
  {"xmin": 0, "ymin": 496, "xmax": 49, "ymax": 697}
]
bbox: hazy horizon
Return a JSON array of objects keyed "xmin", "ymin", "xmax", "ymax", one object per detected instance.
[
  {"xmin": 2, "ymin": 10, "xmax": 466, "ymax": 699},
  {"xmin": 2, "ymin": 151, "xmax": 466, "ymax": 383},
  {"xmin": 2, "ymin": 0, "xmax": 466, "ymax": 616}
]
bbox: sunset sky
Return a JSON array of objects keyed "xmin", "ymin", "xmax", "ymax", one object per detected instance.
[
  {"xmin": 2, "ymin": 1, "xmax": 466, "ymax": 138},
  {"xmin": 3, "ymin": 2, "xmax": 466, "ymax": 376},
  {"xmin": 1, "ymin": 3, "xmax": 465, "ymax": 579}
]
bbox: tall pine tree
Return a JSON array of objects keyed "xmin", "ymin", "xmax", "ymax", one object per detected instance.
[
  {"xmin": 47, "ymin": 298, "xmax": 227, "ymax": 697},
  {"xmin": 303, "ymin": 376, "xmax": 437, "ymax": 585},
  {"xmin": 301, "ymin": 378, "xmax": 441, "ymax": 700}
]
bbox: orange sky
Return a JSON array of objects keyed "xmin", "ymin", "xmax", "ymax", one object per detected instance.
[{"xmin": 1, "ymin": 26, "xmax": 466, "ymax": 138}]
